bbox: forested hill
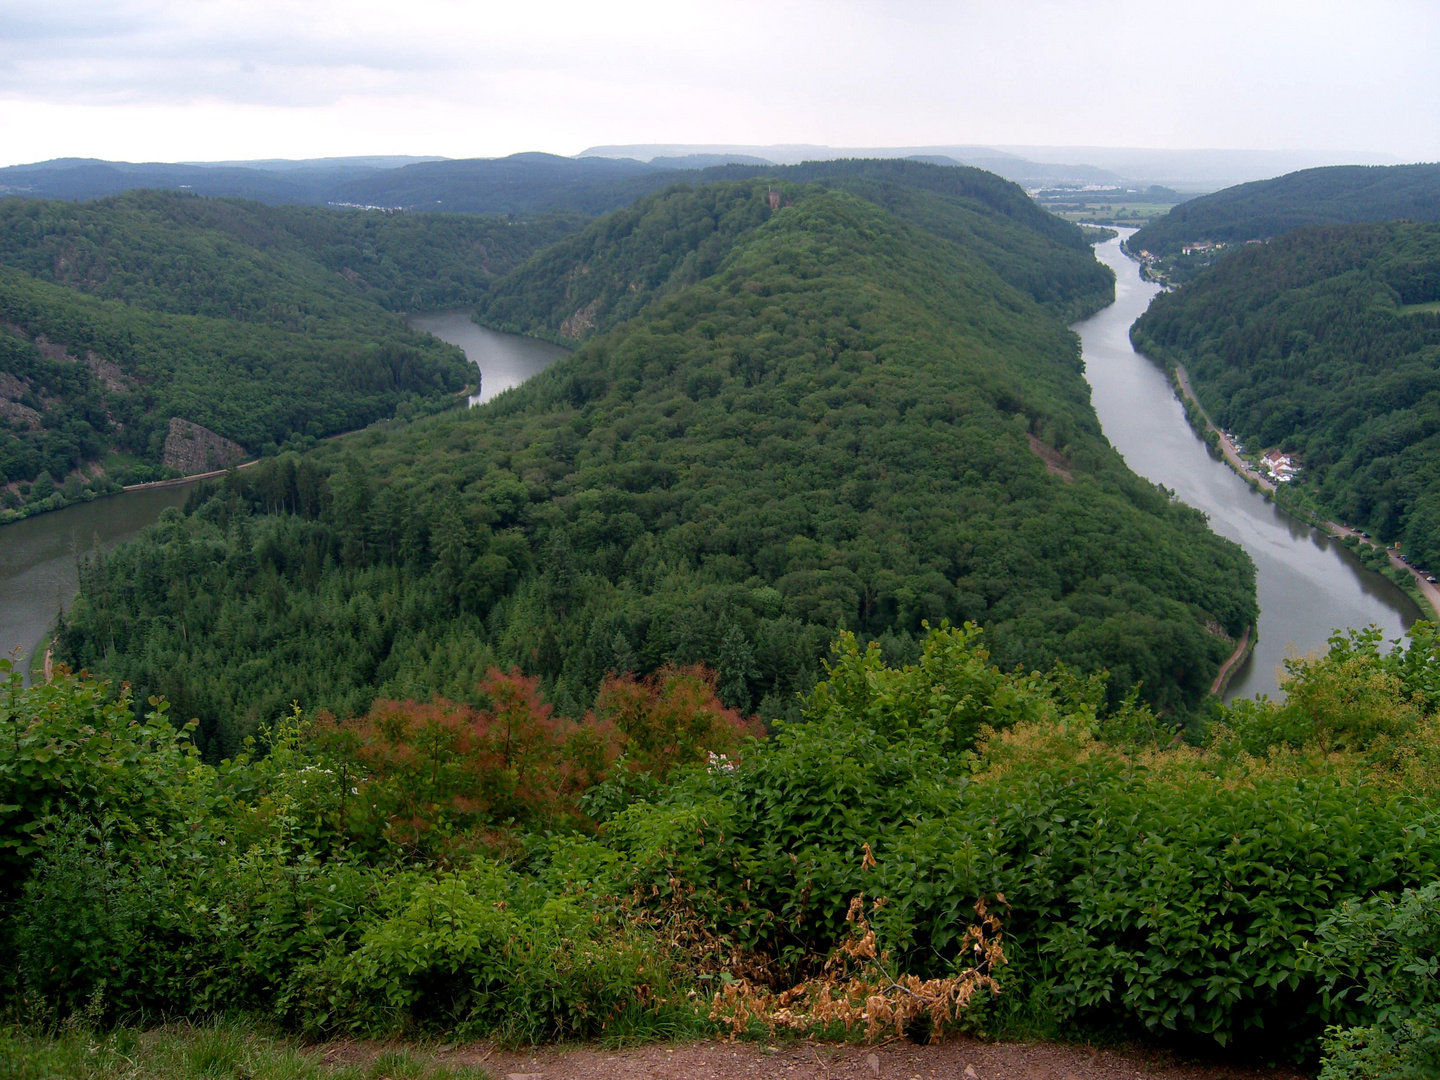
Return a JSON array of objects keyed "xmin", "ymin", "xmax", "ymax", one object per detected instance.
[
  {"xmin": 0, "ymin": 192, "xmax": 577, "ymax": 518},
  {"xmin": 1132, "ymin": 221, "xmax": 1440, "ymax": 564},
  {"xmin": 478, "ymin": 167, "xmax": 1113, "ymax": 344},
  {"xmin": 1130, "ymin": 163, "xmax": 1440, "ymax": 256},
  {"xmin": 60, "ymin": 180, "xmax": 1256, "ymax": 753}
]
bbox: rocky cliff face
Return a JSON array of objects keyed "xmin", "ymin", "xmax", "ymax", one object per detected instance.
[{"xmin": 161, "ymin": 418, "xmax": 247, "ymax": 475}]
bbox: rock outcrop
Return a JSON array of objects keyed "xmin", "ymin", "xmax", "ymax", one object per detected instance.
[{"xmin": 161, "ymin": 418, "xmax": 248, "ymax": 475}]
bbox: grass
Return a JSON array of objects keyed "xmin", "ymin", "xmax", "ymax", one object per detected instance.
[
  {"xmin": 1398, "ymin": 300, "xmax": 1440, "ymax": 316},
  {"xmin": 0, "ymin": 1024, "xmax": 494, "ymax": 1080}
]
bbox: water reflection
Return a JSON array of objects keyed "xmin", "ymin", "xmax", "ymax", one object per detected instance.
[
  {"xmin": 0, "ymin": 485, "xmax": 194, "ymax": 678},
  {"xmin": 410, "ymin": 310, "xmax": 570, "ymax": 406}
]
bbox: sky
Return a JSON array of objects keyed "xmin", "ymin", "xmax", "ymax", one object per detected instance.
[{"xmin": 1, "ymin": 0, "xmax": 1437, "ymax": 167}]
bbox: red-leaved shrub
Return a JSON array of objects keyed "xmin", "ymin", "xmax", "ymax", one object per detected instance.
[{"xmin": 312, "ymin": 664, "xmax": 760, "ymax": 857}]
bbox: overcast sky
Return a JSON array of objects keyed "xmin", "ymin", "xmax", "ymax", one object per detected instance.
[{"xmin": 1, "ymin": 0, "xmax": 1436, "ymax": 167}]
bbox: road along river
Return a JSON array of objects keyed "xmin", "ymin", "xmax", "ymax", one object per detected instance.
[{"xmin": 1078, "ymin": 232, "xmax": 1419, "ymax": 699}]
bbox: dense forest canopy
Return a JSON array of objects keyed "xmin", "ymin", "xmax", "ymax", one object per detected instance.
[
  {"xmin": 478, "ymin": 165, "xmax": 1114, "ymax": 344},
  {"xmin": 1130, "ymin": 163, "xmax": 1440, "ymax": 258},
  {"xmin": 1132, "ymin": 221, "xmax": 1440, "ymax": 564},
  {"xmin": 0, "ymin": 192, "xmax": 578, "ymax": 516},
  {"xmin": 60, "ymin": 176, "xmax": 1255, "ymax": 755}
]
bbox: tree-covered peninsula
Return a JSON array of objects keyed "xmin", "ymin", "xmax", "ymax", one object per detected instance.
[
  {"xmin": 16, "ymin": 164, "xmax": 1440, "ymax": 1080},
  {"xmin": 1132, "ymin": 221, "xmax": 1440, "ymax": 566},
  {"xmin": 60, "ymin": 175, "xmax": 1255, "ymax": 754},
  {"xmin": 0, "ymin": 192, "xmax": 578, "ymax": 518}
]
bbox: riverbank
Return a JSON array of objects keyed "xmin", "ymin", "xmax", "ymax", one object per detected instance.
[
  {"xmin": 1171, "ymin": 365, "xmax": 1275, "ymax": 495},
  {"xmin": 1164, "ymin": 358, "xmax": 1440, "ymax": 622},
  {"xmin": 1210, "ymin": 624, "xmax": 1255, "ymax": 696},
  {"xmin": 1081, "ymin": 233, "xmax": 1416, "ymax": 700},
  {"xmin": 121, "ymin": 458, "xmax": 260, "ymax": 492}
]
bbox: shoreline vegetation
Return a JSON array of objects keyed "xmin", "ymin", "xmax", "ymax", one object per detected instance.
[
  {"xmin": 1125, "ymin": 225, "xmax": 1440, "ymax": 623},
  {"xmin": 1158, "ymin": 350, "xmax": 1439, "ymax": 621}
]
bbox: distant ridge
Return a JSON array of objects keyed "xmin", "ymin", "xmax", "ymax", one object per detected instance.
[
  {"xmin": 182, "ymin": 155, "xmax": 449, "ymax": 171},
  {"xmin": 1130, "ymin": 162, "xmax": 1440, "ymax": 256},
  {"xmin": 579, "ymin": 144, "xmax": 1398, "ymax": 189}
]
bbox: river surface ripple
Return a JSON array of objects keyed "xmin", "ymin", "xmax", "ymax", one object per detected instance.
[{"xmin": 1077, "ymin": 232, "xmax": 1418, "ymax": 699}]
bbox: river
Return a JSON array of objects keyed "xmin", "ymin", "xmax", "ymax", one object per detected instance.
[
  {"xmin": 0, "ymin": 277, "xmax": 1414, "ymax": 699},
  {"xmin": 0, "ymin": 484, "xmax": 193, "ymax": 677},
  {"xmin": 409, "ymin": 310, "xmax": 569, "ymax": 406},
  {"xmin": 0, "ymin": 319, "xmax": 568, "ymax": 680},
  {"xmin": 1077, "ymin": 231, "xmax": 1418, "ymax": 698}
]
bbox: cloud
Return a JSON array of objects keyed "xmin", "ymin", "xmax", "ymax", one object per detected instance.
[{"xmin": 0, "ymin": 0, "xmax": 1435, "ymax": 164}]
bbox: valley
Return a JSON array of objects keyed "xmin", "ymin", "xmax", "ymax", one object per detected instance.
[{"xmin": 4, "ymin": 155, "xmax": 1440, "ymax": 1078}]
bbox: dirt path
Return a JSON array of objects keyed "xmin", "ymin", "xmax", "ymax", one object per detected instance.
[
  {"xmin": 323, "ymin": 1037, "xmax": 1303, "ymax": 1080},
  {"xmin": 1210, "ymin": 624, "xmax": 1253, "ymax": 695}
]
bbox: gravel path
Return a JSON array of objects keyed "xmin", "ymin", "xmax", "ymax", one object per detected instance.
[{"xmin": 324, "ymin": 1037, "xmax": 1305, "ymax": 1080}]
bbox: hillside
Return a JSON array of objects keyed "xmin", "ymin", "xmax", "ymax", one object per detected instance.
[
  {"xmin": 1130, "ymin": 162, "xmax": 1440, "ymax": 257},
  {"xmin": 0, "ymin": 192, "xmax": 576, "ymax": 517},
  {"xmin": 478, "ymin": 162, "xmax": 1114, "ymax": 343},
  {"xmin": 59, "ymin": 181, "xmax": 1255, "ymax": 752},
  {"xmin": 1131, "ymin": 221, "xmax": 1440, "ymax": 565}
]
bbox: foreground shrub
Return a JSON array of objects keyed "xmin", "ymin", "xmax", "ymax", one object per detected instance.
[
  {"xmin": 342, "ymin": 860, "xmax": 703, "ymax": 1043},
  {"xmin": 591, "ymin": 625, "xmax": 1440, "ymax": 1056},
  {"xmin": 1312, "ymin": 881, "xmax": 1440, "ymax": 1079},
  {"xmin": 4, "ymin": 623, "xmax": 1440, "ymax": 1062}
]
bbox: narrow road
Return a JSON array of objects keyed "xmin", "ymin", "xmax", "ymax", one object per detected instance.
[
  {"xmin": 1387, "ymin": 547, "xmax": 1440, "ymax": 617},
  {"xmin": 1172, "ymin": 365, "xmax": 1275, "ymax": 493},
  {"xmin": 1210, "ymin": 624, "xmax": 1253, "ymax": 695},
  {"xmin": 1326, "ymin": 521, "xmax": 1440, "ymax": 619},
  {"xmin": 121, "ymin": 457, "xmax": 259, "ymax": 492}
]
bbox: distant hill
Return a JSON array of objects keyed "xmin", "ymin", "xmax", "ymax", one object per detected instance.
[
  {"xmin": 1130, "ymin": 163, "xmax": 1440, "ymax": 256},
  {"xmin": 329, "ymin": 153, "xmax": 677, "ymax": 214},
  {"xmin": 0, "ymin": 153, "xmax": 683, "ymax": 212},
  {"xmin": 0, "ymin": 191, "xmax": 574, "ymax": 518},
  {"xmin": 0, "ymin": 158, "xmax": 348, "ymax": 204}
]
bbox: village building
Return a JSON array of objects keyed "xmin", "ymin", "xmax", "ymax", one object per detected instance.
[{"xmin": 1261, "ymin": 449, "xmax": 1300, "ymax": 482}]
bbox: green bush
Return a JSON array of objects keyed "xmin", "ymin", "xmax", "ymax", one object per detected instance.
[
  {"xmin": 343, "ymin": 861, "xmax": 700, "ymax": 1042},
  {"xmin": 1312, "ymin": 881, "xmax": 1440, "ymax": 1079}
]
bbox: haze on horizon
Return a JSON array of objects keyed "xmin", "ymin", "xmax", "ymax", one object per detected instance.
[{"xmin": 0, "ymin": 0, "xmax": 1436, "ymax": 170}]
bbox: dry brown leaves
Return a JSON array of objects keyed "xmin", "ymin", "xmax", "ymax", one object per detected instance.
[{"xmin": 710, "ymin": 895, "xmax": 1007, "ymax": 1042}]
